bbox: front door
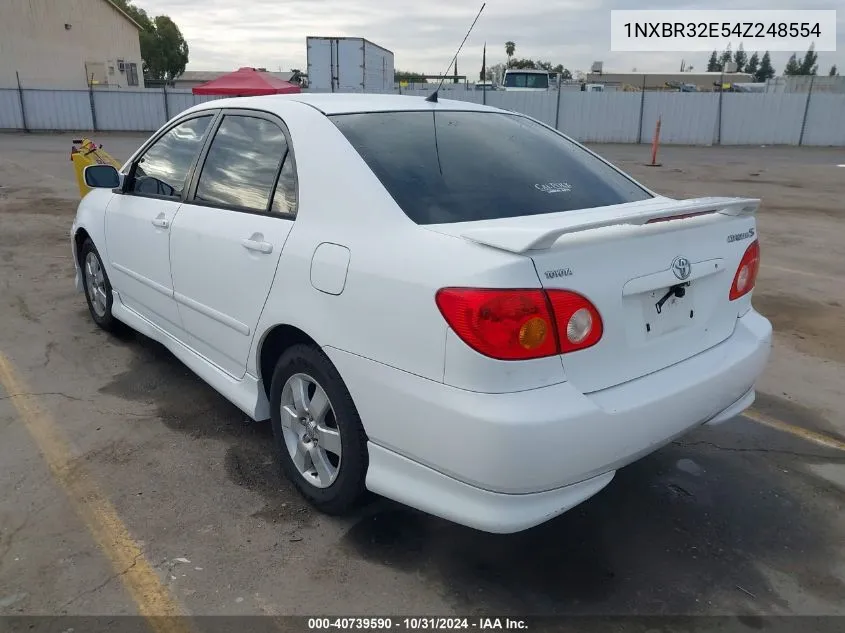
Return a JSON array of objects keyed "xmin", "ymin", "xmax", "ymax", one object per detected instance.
[
  {"xmin": 104, "ymin": 114, "xmax": 215, "ymax": 335},
  {"xmin": 169, "ymin": 111, "xmax": 298, "ymax": 378}
]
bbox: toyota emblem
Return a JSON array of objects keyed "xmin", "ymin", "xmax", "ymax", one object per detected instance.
[{"xmin": 671, "ymin": 256, "xmax": 692, "ymax": 280}]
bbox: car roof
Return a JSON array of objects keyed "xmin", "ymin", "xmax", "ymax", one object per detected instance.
[{"xmin": 191, "ymin": 93, "xmax": 501, "ymax": 116}]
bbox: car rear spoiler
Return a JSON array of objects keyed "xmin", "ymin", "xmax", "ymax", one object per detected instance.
[{"xmin": 458, "ymin": 197, "xmax": 760, "ymax": 253}]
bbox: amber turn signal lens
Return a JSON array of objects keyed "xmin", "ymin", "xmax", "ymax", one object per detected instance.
[{"xmin": 518, "ymin": 316, "xmax": 549, "ymax": 350}]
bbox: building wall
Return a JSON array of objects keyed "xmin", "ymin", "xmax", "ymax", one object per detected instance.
[{"xmin": 0, "ymin": 0, "xmax": 143, "ymax": 89}]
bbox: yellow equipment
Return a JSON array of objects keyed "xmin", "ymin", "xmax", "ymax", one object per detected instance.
[{"xmin": 70, "ymin": 138, "xmax": 121, "ymax": 198}]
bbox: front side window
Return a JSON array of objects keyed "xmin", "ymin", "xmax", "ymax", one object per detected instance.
[
  {"xmin": 195, "ymin": 115, "xmax": 287, "ymax": 212},
  {"xmin": 129, "ymin": 115, "xmax": 213, "ymax": 198},
  {"xmin": 331, "ymin": 111, "xmax": 652, "ymax": 225}
]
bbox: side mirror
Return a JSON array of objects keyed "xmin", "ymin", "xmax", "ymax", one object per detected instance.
[{"xmin": 84, "ymin": 164, "xmax": 121, "ymax": 189}]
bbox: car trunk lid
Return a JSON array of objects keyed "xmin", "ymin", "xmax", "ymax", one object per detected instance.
[{"xmin": 426, "ymin": 196, "xmax": 760, "ymax": 393}]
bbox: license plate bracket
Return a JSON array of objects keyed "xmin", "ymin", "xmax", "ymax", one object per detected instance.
[{"xmin": 643, "ymin": 286, "xmax": 695, "ymax": 337}]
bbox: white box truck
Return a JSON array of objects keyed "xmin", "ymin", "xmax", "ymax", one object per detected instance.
[{"xmin": 306, "ymin": 37, "xmax": 395, "ymax": 93}]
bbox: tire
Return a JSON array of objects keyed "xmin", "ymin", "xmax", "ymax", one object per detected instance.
[
  {"xmin": 79, "ymin": 238, "xmax": 121, "ymax": 333},
  {"xmin": 269, "ymin": 344, "xmax": 368, "ymax": 514}
]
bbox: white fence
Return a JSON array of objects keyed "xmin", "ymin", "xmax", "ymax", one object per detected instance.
[
  {"xmin": 0, "ymin": 88, "xmax": 223, "ymax": 134},
  {"xmin": 1, "ymin": 87, "xmax": 844, "ymax": 146}
]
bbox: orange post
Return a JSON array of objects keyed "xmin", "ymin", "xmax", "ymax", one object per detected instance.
[{"xmin": 648, "ymin": 116, "xmax": 662, "ymax": 167}]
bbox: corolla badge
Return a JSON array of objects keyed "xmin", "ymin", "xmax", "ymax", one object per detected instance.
[{"xmin": 671, "ymin": 256, "xmax": 692, "ymax": 280}]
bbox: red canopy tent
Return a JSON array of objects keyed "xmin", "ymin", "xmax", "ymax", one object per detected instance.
[{"xmin": 192, "ymin": 67, "xmax": 302, "ymax": 96}]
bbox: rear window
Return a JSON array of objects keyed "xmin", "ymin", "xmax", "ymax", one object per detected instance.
[
  {"xmin": 331, "ymin": 111, "xmax": 652, "ymax": 225},
  {"xmin": 504, "ymin": 72, "xmax": 549, "ymax": 89}
]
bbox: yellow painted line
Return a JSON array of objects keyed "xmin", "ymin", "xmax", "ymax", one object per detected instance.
[
  {"xmin": 744, "ymin": 407, "xmax": 845, "ymax": 452},
  {"xmin": 0, "ymin": 353, "xmax": 191, "ymax": 632}
]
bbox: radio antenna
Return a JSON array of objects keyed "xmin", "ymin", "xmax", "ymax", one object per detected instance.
[{"xmin": 426, "ymin": 3, "xmax": 486, "ymax": 103}]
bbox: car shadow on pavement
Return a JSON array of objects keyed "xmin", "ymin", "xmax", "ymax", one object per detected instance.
[
  {"xmin": 341, "ymin": 427, "xmax": 845, "ymax": 616},
  {"xmin": 98, "ymin": 330, "xmax": 316, "ymax": 525},
  {"xmin": 99, "ymin": 331, "xmax": 845, "ymax": 617}
]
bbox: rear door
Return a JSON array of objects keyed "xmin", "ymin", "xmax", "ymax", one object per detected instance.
[
  {"xmin": 337, "ymin": 38, "xmax": 364, "ymax": 92},
  {"xmin": 169, "ymin": 110, "xmax": 298, "ymax": 378},
  {"xmin": 306, "ymin": 37, "xmax": 333, "ymax": 92}
]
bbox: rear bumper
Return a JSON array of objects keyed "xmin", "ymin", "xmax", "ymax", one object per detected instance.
[
  {"xmin": 366, "ymin": 443, "xmax": 617, "ymax": 534},
  {"xmin": 327, "ymin": 309, "xmax": 772, "ymax": 532}
]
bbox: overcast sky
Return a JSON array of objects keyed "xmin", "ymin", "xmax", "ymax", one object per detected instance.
[{"xmin": 138, "ymin": 0, "xmax": 843, "ymax": 76}]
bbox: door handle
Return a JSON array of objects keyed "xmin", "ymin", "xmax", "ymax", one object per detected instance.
[
  {"xmin": 151, "ymin": 214, "xmax": 170, "ymax": 229},
  {"xmin": 241, "ymin": 237, "xmax": 273, "ymax": 254}
]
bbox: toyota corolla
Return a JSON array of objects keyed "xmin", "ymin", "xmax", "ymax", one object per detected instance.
[{"xmin": 72, "ymin": 94, "xmax": 772, "ymax": 533}]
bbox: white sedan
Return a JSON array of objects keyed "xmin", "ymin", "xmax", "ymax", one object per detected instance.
[{"xmin": 72, "ymin": 94, "xmax": 772, "ymax": 533}]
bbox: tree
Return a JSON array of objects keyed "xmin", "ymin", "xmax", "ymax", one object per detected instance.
[
  {"xmin": 755, "ymin": 51, "xmax": 775, "ymax": 82},
  {"xmin": 142, "ymin": 16, "xmax": 189, "ymax": 81},
  {"xmin": 784, "ymin": 53, "xmax": 800, "ymax": 75},
  {"xmin": 719, "ymin": 45, "xmax": 733, "ymax": 70},
  {"xmin": 798, "ymin": 44, "xmax": 818, "ymax": 75},
  {"xmin": 830, "ymin": 65, "xmax": 839, "ymax": 77},
  {"xmin": 505, "ymin": 41, "xmax": 515, "ymax": 66},
  {"xmin": 745, "ymin": 52, "xmax": 759, "ymax": 78},
  {"xmin": 550, "ymin": 63, "xmax": 571, "ymax": 80},
  {"xmin": 395, "ymin": 70, "xmax": 427, "ymax": 83},
  {"xmin": 539, "ymin": 62, "xmax": 571, "ymax": 82},
  {"xmin": 707, "ymin": 51, "xmax": 720, "ymax": 72},
  {"xmin": 508, "ymin": 58, "xmax": 537, "ymax": 69},
  {"xmin": 488, "ymin": 62, "xmax": 506, "ymax": 83},
  {"xmin": 733, "ymin": 45, "xmax": 748, "ymax": 73},
  {"xmin": 113, "ymin": 1, "xmax": 189, "ymax": 81}
]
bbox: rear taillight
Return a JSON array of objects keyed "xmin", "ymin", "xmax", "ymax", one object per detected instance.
[
  {"xmin": 435, "ymin": 288, "xmax": 557, "ymax": 360},
  {"xmin": 729, "ymin": 240, "xmax": 761, "ymax": 300},
  {"xmin": 546, "ymin": 290, "xmax": 604, "ymax": 353},
  {"xmin": 435, "ymin": 288, "xmax": 603, "ymax": 360}
]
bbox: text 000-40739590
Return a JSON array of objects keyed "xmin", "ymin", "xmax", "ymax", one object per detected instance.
[{"xmin": 307, "ymin": 617, "xmax": 529, "ymax": 630}]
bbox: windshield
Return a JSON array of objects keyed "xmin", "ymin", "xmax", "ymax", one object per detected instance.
[
  {"xmin": 331, "ymin": 111, "xmax": 652, "ymax": 225},
  {"xmin": 503, "ymin": 72, "xmax": 549, "ymax": 89}
]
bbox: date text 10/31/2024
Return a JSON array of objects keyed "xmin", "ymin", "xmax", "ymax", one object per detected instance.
[{"xmin": 308, "ymin": 617, "xmax": 529, "ymax": 630}]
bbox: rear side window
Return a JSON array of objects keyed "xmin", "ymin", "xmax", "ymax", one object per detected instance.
[
  {"xmin": 331, "ymin": 111, "xmax": 652, "ymax": 224},
  {"xmin": 195, "ymin": 115, "xmax": 287, "ymax": 212},
  {"xmin": 270, "ymin": 155, "xmax": 297, "ymax": 216}
]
